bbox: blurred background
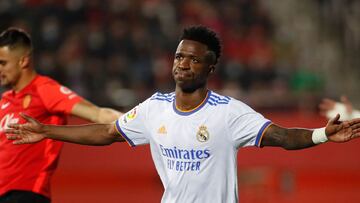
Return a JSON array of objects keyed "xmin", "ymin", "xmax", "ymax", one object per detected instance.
[{"xmin": 1, "ymin": 0, "xmax": 359, "ymax": 202}]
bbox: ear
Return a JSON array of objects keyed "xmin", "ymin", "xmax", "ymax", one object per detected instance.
[{"xmin": 19, "ymin": 55, "xmax": 30, "ymax": 69}]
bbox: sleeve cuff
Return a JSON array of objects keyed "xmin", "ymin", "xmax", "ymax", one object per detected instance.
[
  {"xmin": 255, "ymin": 121, "xmax": 272, "ymax": 147},
  {"xmin": 114, "ymin": 121, "xmax": 135, "ymax": 147}
]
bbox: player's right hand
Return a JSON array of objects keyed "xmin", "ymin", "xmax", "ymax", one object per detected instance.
[{"xmin": 5, "ymin": 113, "xmax": 46, "ymax": 144}]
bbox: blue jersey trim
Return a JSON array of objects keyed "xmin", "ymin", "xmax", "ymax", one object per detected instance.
[
  {"xmin": 255, "ymin": 121, "xmax": 272, "ymax": 147},
  {"xmin": 207, "ymin": 93, "xmax": 231, "ymax": 106},
  {"xmin": 115, "ymin": 121, "xmax": 135, "ymax": 147},
  {"xmin": 172, "ymin": 91, "xmax": 211, "ymax": 116},
  {"xmin": 150, "ymin": 92, "xmax": 175, "ymax": 102}
]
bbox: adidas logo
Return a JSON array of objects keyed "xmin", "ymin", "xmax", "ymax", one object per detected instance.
[{"xmin": 157, "ymin": 125, "xmax": 167, "ymax": 134}]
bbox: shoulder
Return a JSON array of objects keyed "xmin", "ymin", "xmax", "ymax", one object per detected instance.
[
  {"xmin": 210, "ymin": 91, "xmax": 257, "ymax": 115},
  {"xmin": 149, "ymin": 92, "xmax": 175, "ymax": 103},
  {"xmin": 34, "ymin": 75, "xmax": 81, "ymax": 103},
  {"xmin": 137, "ymin": 92, "xmax": 174, "ymax": 113},
  {"xmin": 207, "ymin": 91, "xmax": 231, "ymax": 106},
  {"xmin": 34, "ymin": 75, "xmax": 61, "ymax": 87},
  {"xmin": 35, "ymin": 75, "xmax": 73, "ymax": 95},
  {"xmin": 33, "ymin": 75, "xmax": 62, "ymax": 94}
]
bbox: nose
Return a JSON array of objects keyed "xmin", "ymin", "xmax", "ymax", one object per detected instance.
[{"xmin": 179, "ymin": 57, "xmax": 190, "ymax": 70}]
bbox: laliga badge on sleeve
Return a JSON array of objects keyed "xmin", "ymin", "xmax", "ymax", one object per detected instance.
[
  {"xmin": 22, "ymin": 95, "xmax": 32, "ymax": 109},
  {"xmin": 60, "ymin": 86, "xmax": 72, "ymax": 95},
  {"xmin": 122, "ymin": 106, "xmax": 138, "ymax": 124}
]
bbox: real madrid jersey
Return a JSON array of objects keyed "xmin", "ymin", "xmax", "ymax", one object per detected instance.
[{"xmin": 115, "ymin": 90, "xmax": 271, "ymax": 203}]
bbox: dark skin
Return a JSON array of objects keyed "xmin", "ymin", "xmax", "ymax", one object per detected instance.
[
  {"xmin": 172, "ymin": 40, "xmax": 215, "ymax": 110},
  {"xmin": 5, "ymin": 40, "xmax": 360, "ymax": 148}
]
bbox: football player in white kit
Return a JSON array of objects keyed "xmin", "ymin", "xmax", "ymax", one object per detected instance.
[{"xmin": 6, "ymin": 26, "xmax": 360, "ymax": 203}]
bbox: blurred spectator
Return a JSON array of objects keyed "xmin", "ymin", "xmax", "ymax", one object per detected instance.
[{"xmin": 3, "ymin": 0, "xmax": 355, "ymax": 110}]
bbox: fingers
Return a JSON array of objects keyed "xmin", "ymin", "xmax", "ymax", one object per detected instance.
[
  {"xmin": 329, "ymin": 114, "xmax": 341, "ymax": 125},
  {"xmin": 5, "ymin": 133, "xmax": 28, "ymax": 145},
  {"xmin": 13, "ymin": 139, "xmax": 28, "ymax": 145},
  {"xmin": 6, "ymin": 124, "xmax": 19, "ymax": 131},
  {"xmin": 340, "ymin": 119, "xmax": 360, "ymax": 130},
  {"xmin": 348, "ymin": 124, "xmax": 360, "ymax": 140},
  {"xmin": 5, "ymin": 128, "xmax": 20, "ymax": 134},
  {"xmin": 350, "ymin": 131, "xmax": 360, "ymax": 139},
  {"xmin": 351, "ymin": 122, "xmax": 360, "ymax": 127},
  {"xmin": 6, "ymin": 134, "xmax": 21, "ymax": 140},
  {"xmin": 19, "ymin": 113, "xmax": 36, "ymax": 123},
  {"xmin": 353, "ymin": 128, "xmax": 360, "ymax": 134},
  {"xmin": 347, "ymin": 118, "xmax": 360, "ymax": 126}
]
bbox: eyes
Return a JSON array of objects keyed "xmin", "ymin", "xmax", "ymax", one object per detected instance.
[
  {"xmin": 192, "ymin": 58, "xmax": 199, "ymax": 63},
  {"xmin": 175, "ymin": 54, "xmax": 200, "ymax": 64},
  {"xmin": 0, "ymin": 60, "xmax": 7, "ymax": 66}
]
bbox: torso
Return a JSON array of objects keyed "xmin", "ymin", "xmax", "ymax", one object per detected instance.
[{"xmin": 116, "ymin": 90, "xmax": 271, "ymax": 203}]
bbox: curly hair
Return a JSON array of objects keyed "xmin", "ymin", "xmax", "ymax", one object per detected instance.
[{"xmin": 180, "ymin": 25, "xmax": 221, "ymax": 64}]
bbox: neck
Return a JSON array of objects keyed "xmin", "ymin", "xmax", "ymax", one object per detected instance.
[
  {"xmin": 175, "ymin": 87, "xmax": 208, "ymax": 111},
  {"xmin": 13, "ymin": 70, "xmax": 37, "ymax": 93}
]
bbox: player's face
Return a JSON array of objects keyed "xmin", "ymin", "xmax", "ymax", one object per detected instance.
[
  {"xmin": 172, "ymin": 40, "xmax": 213, "ymax": 92},
  {"xmin": 0, "ymin": 46, "xmax": 23, "ymax": 88}
]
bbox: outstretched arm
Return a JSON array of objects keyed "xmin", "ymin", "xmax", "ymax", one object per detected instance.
[
  {"xmin": 261, "ymin": 114, "xmax": 360, "ymax": 150},
  {"xmin": 71, "ymin": 100, "xmax": 123, "ymax": 124},
  {"xmin": 6, "ymin": 114, "xmax": 125, "ymax": 146}
]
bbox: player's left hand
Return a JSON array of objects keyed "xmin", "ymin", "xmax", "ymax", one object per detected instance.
[{"xmin": 325, "ymin": 114, "xmax": 360, "ymax": 142}]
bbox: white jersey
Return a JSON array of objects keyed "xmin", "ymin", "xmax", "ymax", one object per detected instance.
[{"xmin": 115, "ymin": 91, "xmax": 271, "ymax": 203}]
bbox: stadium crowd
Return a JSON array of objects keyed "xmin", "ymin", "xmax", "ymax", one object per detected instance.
[{"xmin": 1, "ymin": 0, "xmax": 357, "ymax": 111}]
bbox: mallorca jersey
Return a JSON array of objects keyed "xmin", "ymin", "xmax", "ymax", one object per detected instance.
[
  {"xmin": 115, "ymin": 90, "xmax": 271, "ymax": 203},
  {"xmin": 0, "ymin": 75, "xmax": 82, "ymax": 198}
]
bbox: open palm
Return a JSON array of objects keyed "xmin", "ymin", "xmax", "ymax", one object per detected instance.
[
  {"xmin": 6, "ymin": 113, "xmax": 46, "ymax": 144},
  {"xmin": 325, "ymin": 114, "xmax": 360, "ymax": 143}
]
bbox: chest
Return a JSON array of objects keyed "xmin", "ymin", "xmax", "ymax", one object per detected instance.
[
  {"xmin": 148, "ymin": 108, "xmax": 229, "ymax": 149},
  {"xmin": 0, "ymin": 93, "xmax": 48, "ymax": 131}
]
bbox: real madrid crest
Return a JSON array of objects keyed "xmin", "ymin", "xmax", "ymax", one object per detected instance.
[
  {"xmin": 22, "ymin": 94, "xmax": 32, "ymax": 109},
  {"xmin": 196, "ymin": 125, "xmax": 210, "ymax": 142}
]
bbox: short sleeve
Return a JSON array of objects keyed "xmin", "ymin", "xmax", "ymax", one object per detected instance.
[
  {"xmin": 38, "ymin": 83, "xmax": 83, "ymax": 114},
  {"xmin": 227, "ymin": 100, "xmax": 271, "ymax": 148},
  {"xmin": 114, "ymin": 99, "xmax": 150, "ymax": 147}
]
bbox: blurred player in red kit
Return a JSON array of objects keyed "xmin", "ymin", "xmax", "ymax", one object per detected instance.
[{"xmin": 0, "ymin": 28, "xmax": 122, "ymax": 203}]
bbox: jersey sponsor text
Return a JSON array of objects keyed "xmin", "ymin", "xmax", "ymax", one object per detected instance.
[{"xmin": 160, "ymin": 144, "xmax": 210, "ymax": 171}]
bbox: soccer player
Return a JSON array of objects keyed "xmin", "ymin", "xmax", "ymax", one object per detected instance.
[
  {"xmin": 0, "ymin": 28, "xmax": 121, "ymax": 203},
  {"xmin": 320, "ymin": 96, "xmax": 360, "ymax": 120},
  {"xmin": 6, "ymin": 26, "xmax": 360, "ymax": 203}
]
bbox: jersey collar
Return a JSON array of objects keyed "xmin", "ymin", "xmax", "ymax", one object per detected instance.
[
  {"xmin": 10, "ymin": 75, "xmax": 39, "ymax": 97},
  {"xmin": 172, "ymin": 90, "xmax": 211, "ymax": 116}
]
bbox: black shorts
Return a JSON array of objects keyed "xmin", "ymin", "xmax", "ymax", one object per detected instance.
[{"xmin": 0, "ymin": 190, "xmax": 50, "ymax": 203}]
